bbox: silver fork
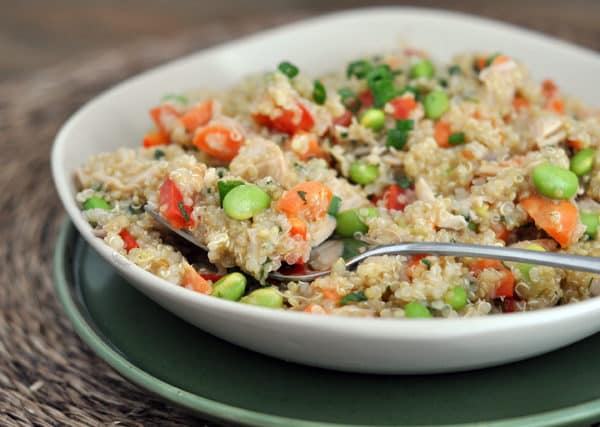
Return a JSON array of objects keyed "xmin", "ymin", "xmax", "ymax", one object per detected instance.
[{"xmin": 145, "ymin": 206, "xmax": 600, "ymax": 282}]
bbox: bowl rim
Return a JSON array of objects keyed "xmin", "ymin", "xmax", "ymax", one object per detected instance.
[{"xmin": 51, "ymin": 5, "xmax": 600, "ymax": 339}]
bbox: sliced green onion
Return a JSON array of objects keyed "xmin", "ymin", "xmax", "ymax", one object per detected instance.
[
  {"xmin": 448, "ymin": 65, "xmax": 462, "ymax": 75},
  {"xmin": 386, "ymin": 129, "xmax": 408, "ymax": 150},
  {"xmin": 327, "ymin": 195, "xmax": 342, "ymax": 217},
  {"xmin": 339, "ymin": 291, "xmax": 367, "ymax": 306},
  {"xmin": 396, "ymin": 175, "xmax": 412, "ymax": 189},
  {"xmin": 312, "ymin": 80, "xmax": 327, "ymax": 105},
  {"xmin": 338, "ymin": 88, "xmax": 361, "ymax": 113},
  {"xmin": 153, "ymin": 149, "xmax": 165, "ymax": 160},
  {"xmin": 396, "ymin": 119, "xmax": 414, "ymax": 131},
  {"xmin": 448, "ymin": 132, "xmax": 466, "ymax": 145},
  {"xmin": 346, "ymin": 60, "xmax": 372, "ymax": 79},
  {"xmin": 278, "ymin": 61, "xmax": 299, "ymax": 78},
  {"xmin": 162, "ymin": 94, "xmax": 188, "ymax": 105},
  {"xmin": 177, "ymin": 201, "xmax": 190, "ymax": 222},
  {"xmin": 366, "ymin": 65, "xmax": 397, "ymax": 108}
]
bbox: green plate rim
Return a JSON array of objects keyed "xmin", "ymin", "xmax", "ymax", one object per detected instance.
[{"xmin": 53, "ymin": 219, "xmax": 600, "ymax": 427}]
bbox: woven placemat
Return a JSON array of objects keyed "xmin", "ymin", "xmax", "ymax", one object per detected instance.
[
  {"xmin": 0, "ymin": 13, "xmax": 305, "ymax": 426},
  {"xmin": 0, "ymin": 9, "xmax": 599, "ymax": 426}
]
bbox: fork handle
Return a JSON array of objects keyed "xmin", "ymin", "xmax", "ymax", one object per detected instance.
[{"xmin": 350, "ymin": 242, "xmax": 600, "ymax": 274}]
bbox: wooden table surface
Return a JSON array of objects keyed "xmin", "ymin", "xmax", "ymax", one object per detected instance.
[{"xmin": 1, "ymin": 0, "xmax": 599, "ymax": 82}]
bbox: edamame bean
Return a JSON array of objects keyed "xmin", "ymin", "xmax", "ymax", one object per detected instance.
[
  {"xmin": 444, "ymin": 286, "xmax": 468, "ymax": 310},
  {"xmin": 410, "ymin": 59, "xmax": 435, "ymax": 79},
  {"xmin": 211, "ymin": 272, "xmax": 247, "ymax": 301},
  {"xmin": 222, "ymin": 184, "xmax": 271, "ymax": 220},
  {"xmin": 335, "ymin": 207, "xmax": 379, "ymax": 237},
  {"xmin": 404, "ymin": 302, "xmax": 432, "ymax": 318},
  {"xmin": 570, "ymin": 148, "xmax": 596, "ymax": 176},
  {"xmin": 516, "ymin": 243, "xmax": 545, "ymax": 281},
  {"xmin": 423, "ymin": 90, "xmax": 449, "ymax": 119},
  {"xmin": 360, "ymin": 108, "xmax": 385, "ymax": 131},
  {"xmin": 580, "ymin": 212, "xmax": 599, "ymax": 239},
  {"xmin": 349, "ymin": 161, "xmax": 379, "ymax": 185},
  {"xmin": 83, "ymin": 196, "xmax": 111, "ymax": 210},
  {"xmin": 240, "ymin": 287, "xmax": 283, "ymax": 308},
  {"xmin": 532, "ymin": 163, "xmax": 579, "ymax": 200}
]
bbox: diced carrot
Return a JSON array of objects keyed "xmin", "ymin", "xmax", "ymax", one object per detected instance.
[
  {"xmin": 182, "ymin": 265, "xmax": 212, "ymax": 294},
  {"xmin": 389, "ymin": 96, "xmax": 417, "ymax": 120},
  {"xmin": 119, "ymin": 228, "xmax": 139, "ymax": 252},
  {"xmin": 304, "ymin": 303, "xmax": 328, "ymax": 314},
  {"xmin": 461, "ymin": 150, "xmax": 475, "ymax": 160},
  {"xmin": 193, "ymin": 124, "xmax": 243, "ymax": 161},
  {"xmin": 520, "ymin": 195, "xmax": 579, "ymax": 248},
  {"xmin": 491, "ymin": 55, "xmax": 510, "ymax": 66},
  {"xmin": 275, "ymin": 182, "xmax": 333, "ymax": 221},
  {"xmin": 288, "ymin": 216, "xmax": 307, "ymax": 240},
  {"xmin": 475, "ymin": 56, "xmax": 487, "ymax": 71},
  {"xmin": 149, "ymin": 105, "xmax": 180, "ymax": 137},
  {"xmin": 143, "ymin": 131, "xmax": 170, "ymax": 148},
  {"xmin": 512, "ymin": 96, "xmax": 530, "ymax": 112},
  {"xmin": 159, "ymin": 177, "xmax": 195, "ymax": 229},
  {"xmin": 286, "ymin": 131, "xmax": 326, "ymax": 161},
  {"xmin": 545, "ymin": 98, "xmax": 564, "ymax": 114},
  {"xmin": 321, "ymin": 288, "xmax": 341, "ymax": 304},
  {"xmin": 491, "ymin": 223, "xmax": 510, "ymax": 242},
  {"xmin": 567, "ymin": 139, "xmax": 584, "ymax": 150},
  {"xmin": 542, "ymin": 79, "xmax": 558, "ymax": 98},
  {"xmin": 253, "ymin": 102, "xmax": 314, "ymax": 134},
  {"xmin": 180, "ymin": 100, "xmax": 213, "ymax": 133},
  {"xmin": 470, "ymin": 259, "xmax": 515, "ymax": 298},
  {"xmin": 434, "ymin": 121, "xmax": 451, "ymax": 148},
  {"xmin": 358, "ymin": 90, "xmax": 374, "ymax": 109}
]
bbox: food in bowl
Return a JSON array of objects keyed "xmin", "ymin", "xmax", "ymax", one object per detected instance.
[{"xmin": 75, "ymin": 47, "xmax": 600, "ymax": 318}]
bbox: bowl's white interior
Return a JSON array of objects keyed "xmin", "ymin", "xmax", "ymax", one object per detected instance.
[{"xmin": 52, "ymin": 7, "xmax": 600, "ymax": 373}]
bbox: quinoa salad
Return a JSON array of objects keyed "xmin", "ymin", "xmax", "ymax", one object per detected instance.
[{"xmin": 75, "ymin": 48, "xmax": 600, "ymax": 318}]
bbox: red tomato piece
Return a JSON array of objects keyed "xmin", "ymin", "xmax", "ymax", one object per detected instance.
[
  {"xmin": 389, "ymin": 96, "xmax": 417, "ymax": 120},
  {"xmin": 382, "ymin": 184, "xmax": 407, "ymax": 211},
  {"xmin": 253, "ymin": 102, "xmax": 314, "ymax": 134},
  {"xmin": 358, "ymin": 90, "xmax": 374, "ymax": 109},
  {"xmin": 119, "ymin": 229, "xmax": 139, "ymax": 252}
]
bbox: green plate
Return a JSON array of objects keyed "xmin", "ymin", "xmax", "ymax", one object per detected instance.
[{"xmin": 54, "ymin": 220, "xmax": 600, "ymax": 427}]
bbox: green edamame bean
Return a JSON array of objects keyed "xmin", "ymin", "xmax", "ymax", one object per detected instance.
[
  {"xmin": 222, "ymin": 184, "xmax": 271, "ymax": 220},
  {"xmin": 360, "ymin": 108, "xmax": 385, "ymax": 131},
  {"xmin": 570, "ymin": 148, "xmax": 596, "ymax": 176},
  {"xmin": 211, "ymin": 272, "xmax": 247, "ymax": 301},
  {"xmin": 580, "ymin": 212, "xmax": 599, "ymax": 239},
  {"xmin": 83, "ymin": 196, "xmax": 111, "ymax": 210},
  {"xmin": 335, "ymin": 207, "xmax": 379, "ymax": 238},
  {"xmin": 349, "ymin": 161, "xmax": 379, "ymax": 185},
  {"xmin": 410, "ymin": 59, "xmax": 435, "ymax": 79},
  {"xmin": 404, "ymin": 301, "xmax": 432, "ymax": 318},
  {"xmin": 532, "ymin": 163, "xmax": 579, "ymax": 200},
  {"xmin": 444, "ymin": 286, "xmax": 468, "ymax": 310},
  {"xmin": 240, "ymin": 287, "xmax": 283, "ymax": 308},
  {"xmin": 423, "ymin": 90, "xmax": 449, "ymax": 119},
  {"xmin": 516, "ymin": 243, "xmax": 545, "ymax": 281}
]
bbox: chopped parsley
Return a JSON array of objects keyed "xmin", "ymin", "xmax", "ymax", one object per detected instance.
[
  {"xmin": 297, "ymin": 190, "xmax": 307, "ymax": 203},
  {"xmin": 395, "ymin": 175, "xmax": 412, "ymax": 189},
  {"xmin": 177, "ymin": 201, "xmax": 190, "ymax": 223},
  {"xmin": 421, "ymin": 258, "xmax": 431, "ymax": 270},
  {"xmin": 339, "ymin": 291, "xmax": 367, "ymax": 306},
  {"xmin": 153, "ymin": 149, "xmax": 165, "ymax": 160}
]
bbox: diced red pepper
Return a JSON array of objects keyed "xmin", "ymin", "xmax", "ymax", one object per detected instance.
[
  {"xmin": 253, "ymin": 102, "xmax": 314, "ymax": 134},
  {"xmin": 471, "ymin": 259, "xmax": 515, "ymax": 298},
  {"xmin": 119, "ymin": 228, "xmax": 139, "ymax": 252},
  {"xmin": 159, "ymin": 177, "xmax": 195, "ymax": 229},
  {"xmin": 389, "ymin": 96, "xmax": 417, "ymax": 120},
  {"xmin": 502, "ymin": 297, "xmax": 517, "ymax": 313},
  {"xmin": 382, "ymin": 184, "xmax": 406, "ymax": 211},
  {"xmin": 333, "ymin": 110, "xmax": 353, "ymax": 127},
  {"xmin": 358, "ymin": 90, "xmax": 374, "ymax": 109}
]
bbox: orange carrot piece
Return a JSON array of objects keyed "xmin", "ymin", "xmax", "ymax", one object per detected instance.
[
  {"xmin": 470, "ymin": 259, "xmax": 515, "ymax": 298},
  {"xmin": 286, "ymin": 131, "xmax": 326, "ymax": 161},
  {"xmin": 434, "ymin": 121, "xmax": 451, "ymax": 148},
  {"xmin": 460, "ymin": 150, "xmax": 475, "ymax": 160},
  {"xmin": 304, "ymin": 303, "xmax": 328, "ymax": 314},
  {"xmin": 180, "ymin": 100, "xmax": 213, "ymax": 133},
  {"xmin": 512, "ymin": 96, "xmax": 530, "ymax": 112},
  {"xmin": 143, "ymin": 131, "xmax": 170, "ymax": 148},
  {"xmin": 520, "ymin": 195, "xmax": 579, "ymax": 248},
  {"xmin": 288, "ymin": 216, "xmax": 307, "ymax": 240},
  {"xmin": 182, "ymin": 265, "xmax": 212, "ymax": 294},
  {"xmin": 193, "ymin": 124, "xmax": 243, "ymax": 162},
  {"xmin": 321, "ymin": 288, "xmax": 341, "ymax": 304},
  {"xmin": 542, "ymin": 79, "xmax": 558, "ymax": 98},
  {"xmin": 150, "ymin": 105, "xmax": 180, "ymax": 137},
  {"xmin": 545, "ymin": 98, "xmax": 564, "ymax": 114},
  {"xmin": 491, "ymin": 55, "xmax": 510, "ymax": 66},
  {"xmin": 567, "ymin": 139, "xmax": 584, "ymax": 150},
  {"xmin": 275, "ymin": 182, "xmax": 332, "ymax": 221}
]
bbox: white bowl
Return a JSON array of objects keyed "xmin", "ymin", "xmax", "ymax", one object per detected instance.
[{"xmin": 52, "ymin": 7, "xmax": 600, "ymax": 374}]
